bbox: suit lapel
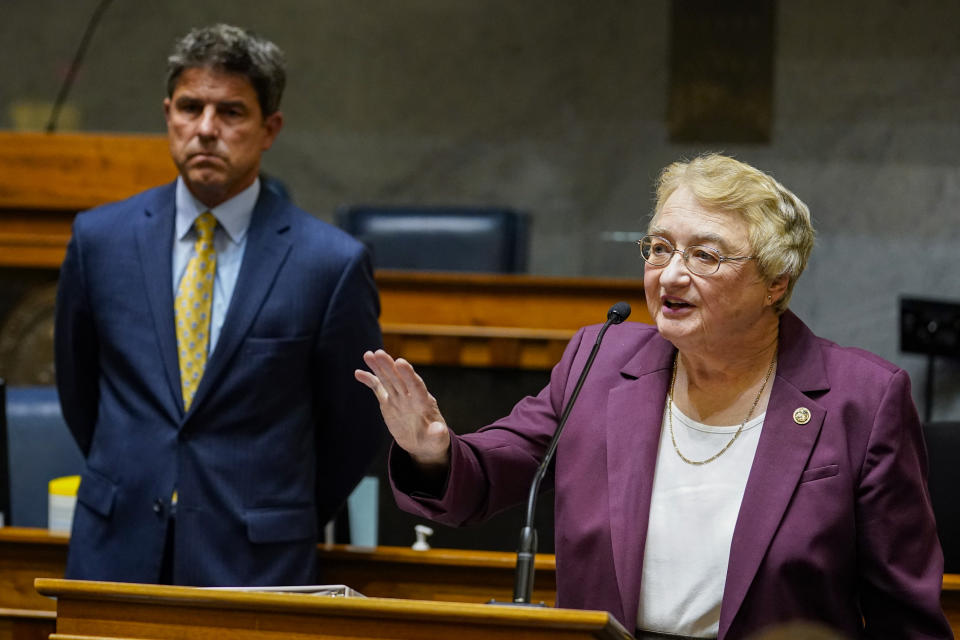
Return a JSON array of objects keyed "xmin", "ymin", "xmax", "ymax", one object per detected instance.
[
  {"xmin": 606, "ymin": 337, "xmax": 674, "ymax": 631},
  {"xmin": 134, "ymin": 183, "xmax": 183, "ymax": 417},
  {"xmin": 718, "ymin": 312, "xmax": 831, "ymax": 638},
  {"xmin": 187, "ymin": 189, "xmax": 293, "ymax": 415}
]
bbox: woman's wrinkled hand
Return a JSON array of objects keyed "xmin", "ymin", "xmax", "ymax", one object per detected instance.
[{"xmin": 355, "ymin": 349, "xmax": 451, "ymax": 469}]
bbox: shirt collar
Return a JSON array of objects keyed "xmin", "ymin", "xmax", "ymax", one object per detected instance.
[{"xmin": 175, "ymin": 177, "xmax": 260, "ymax": 244}]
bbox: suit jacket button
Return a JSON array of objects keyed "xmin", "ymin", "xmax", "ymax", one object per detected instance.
[{"xmin": 153, "ymin": 500, "xmax": 163, "ymax": 514}]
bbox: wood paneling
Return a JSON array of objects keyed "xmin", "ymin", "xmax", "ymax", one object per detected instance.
[
  {"xmin": 0, "ymin": 132, "xmax": 174, "ymax": 270},
  {"xmin": 0, "ymin": 132, "xmax": 175, "ymax": 212},
  {"xmin": 377, "ymin": 271, "xmax": 649, "ymax": 368},
  {"xmin": 0, "ymin": 529, "xmax": 66, "ymax": 611}
]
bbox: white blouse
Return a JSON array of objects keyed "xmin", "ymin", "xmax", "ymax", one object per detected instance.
[{"xmin": 636, "ymin": 404, "xmax": 765, "ymax": 638}]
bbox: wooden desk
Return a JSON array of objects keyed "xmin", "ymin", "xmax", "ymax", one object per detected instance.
[
  {"xmin": 35, "ymin": 578, "xmax": 631, "ymax": 640},
  {"xmin": 943, "ymin": 574, "xmax": 960, "ymax": 633},
  {"xmin": 0, "ymin": 529, "xmax": 555, "ymax": 611},
  {"xmin": 0, "ymin": 528, "xmax": 66, "ymax": 610},
  {"xmin": 0, "ymin": 529, "xmax": 62, "ymax": 638},
  {"xmin": 1, "ymin": 528, "xmax": 958, "ymax": 638},
  {"xmin": 0, "ymin": 528, "xmax": 559, "ymax": 640},
  {"xmin": 315, "ymin": 542, "xmax": 556, "ymax": 606}
]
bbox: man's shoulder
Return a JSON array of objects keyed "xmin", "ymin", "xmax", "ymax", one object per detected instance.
[
  {"xmin": 278, "ymin": 200, "xmax": 368, "ymax": 259},
  {"xmin": 75, "ymin": 182, "xmax": 175, "ymax": 228}
]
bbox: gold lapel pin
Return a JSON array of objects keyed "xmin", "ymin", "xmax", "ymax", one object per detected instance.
[{"xmin": 793, "ymin": 407, "xmax": 812, "ymax": 425}]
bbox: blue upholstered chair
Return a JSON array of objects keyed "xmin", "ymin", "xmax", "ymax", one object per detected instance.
[
  {"xmin": 2, "ymin": 385, "xmax": 83, "ymax": 527},
  {"xmin": 336, "ymin": 205, "xmax": 529, "ymax": 273}
]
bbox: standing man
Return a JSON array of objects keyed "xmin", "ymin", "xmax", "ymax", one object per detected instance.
[{"xmin": 55, "ymin": 24, "xmax": 385, "ymax": 586}]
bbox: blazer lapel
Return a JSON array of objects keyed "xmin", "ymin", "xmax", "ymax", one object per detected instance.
[
  {"xmin": 718, "ymin": 312, "xmax": 831, "ymax": 638},
  {"xmin": 134, "ymin": 183, "xmax": 183, "ymax": 417},
  {"xmin": 606, "ymin": 336, "xmax": 674, "ymax": 631},
  {"xmin": 187, "ymin": 189, "xmax": 293, "ymax": 415}
]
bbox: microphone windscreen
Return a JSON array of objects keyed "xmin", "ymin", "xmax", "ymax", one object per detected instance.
[{"xmin": 608, "ymin": 301, "xmax": 631, "ymax": 324}]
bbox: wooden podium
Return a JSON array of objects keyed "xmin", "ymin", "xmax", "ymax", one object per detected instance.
[{"xmin": 35, "ymin": 578, "xmax": 633, "ymax": 640}]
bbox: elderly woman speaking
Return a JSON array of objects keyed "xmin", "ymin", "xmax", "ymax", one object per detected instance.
[{"xmin": 355, "ymin": 154, "xmax": 950, "ymax": 639}]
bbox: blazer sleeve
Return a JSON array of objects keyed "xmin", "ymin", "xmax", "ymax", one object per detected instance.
[
  {"xmin": 855, "ymin": 368, "xmax": 952, "ymax": 636},
  {"xmin": 311, "ymin": 246, "xmax": 387, "ymax": 525},
  {"xmin": 390, "ymin": 327, "xmax": 589, "ymax": 526},
  {"xmin": 54, "ymin": 223, "xmax": 100, "ymax": 457}
]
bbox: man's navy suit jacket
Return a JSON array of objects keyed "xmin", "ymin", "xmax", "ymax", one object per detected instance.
[{"xmin": 55, "ymin": 181, "xmax": 385, "ymax": 586}]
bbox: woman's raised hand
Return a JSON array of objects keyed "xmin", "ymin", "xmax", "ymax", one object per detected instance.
[{"xmin": 355, "ymin": 349, "xmax": 451, "ymax": 469}]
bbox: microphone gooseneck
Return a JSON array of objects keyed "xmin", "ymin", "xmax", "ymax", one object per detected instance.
[
  {"xmin": 510, "ymin": 301, "xmax": 631, "ymax": 605},
  {"xmin": 46, "ymin": 0, "xmax": 116, "ymax": 132}
]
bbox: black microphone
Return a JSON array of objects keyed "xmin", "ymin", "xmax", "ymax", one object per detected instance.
[{"xmin": 503, "ymin": 301, "xmax": 631, "ymax": 606}]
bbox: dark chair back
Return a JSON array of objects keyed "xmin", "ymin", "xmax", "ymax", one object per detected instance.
[
  {"xmin": 336, "ymin": 205, "xmax": 529, "ymax": 273},
  {"xmin": 923, "ymin": 421, "xmax": 960, "ymax": 572}
]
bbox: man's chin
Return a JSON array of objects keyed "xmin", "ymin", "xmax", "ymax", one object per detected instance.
[
  {"xmin": 182, "ymin": 175, "xmax": 229, "ymax": 207},
  {"xmin": 182, "ymin": 166, "xmax": 224, "ymax": 185}
]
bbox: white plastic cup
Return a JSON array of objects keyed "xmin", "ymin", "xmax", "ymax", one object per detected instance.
[{"xmin": 48, "ymin": 475, "xmax": 80, "ymax": 533}]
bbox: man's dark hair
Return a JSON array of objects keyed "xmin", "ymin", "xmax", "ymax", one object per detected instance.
[{"xmin": 166, "ymin": 23, "xmax": 286, "ymax": 116}]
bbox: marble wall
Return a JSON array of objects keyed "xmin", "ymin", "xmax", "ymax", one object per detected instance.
[{"xmin": 3, "ymin": 0, "xmax": 959, "ymax": 418}]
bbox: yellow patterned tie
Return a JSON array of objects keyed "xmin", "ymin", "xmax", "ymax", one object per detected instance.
[{"xmin": 175, "ymin": 211, "xmax": 217, "ymax": 411}]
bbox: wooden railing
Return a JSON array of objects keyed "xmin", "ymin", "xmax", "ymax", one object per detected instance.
[
  {"xmin": 377, "ymin": 270, "xmax": 648, "ymax": 368},
  {"xmin": 0, "ymin": 528, "xmax": 957, "ymax": 639},
  {"xmin": 0, "ymin": 132, "xmax": 174, "ymax": 269},
  {"xmin": 0, "ymin": 527, "xmax": 558, "ymax": 640}
]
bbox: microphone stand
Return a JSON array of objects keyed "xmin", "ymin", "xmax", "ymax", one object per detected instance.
[{"xmin": 492, "ymin": 302, "xmax": 630, "ymax": 606}]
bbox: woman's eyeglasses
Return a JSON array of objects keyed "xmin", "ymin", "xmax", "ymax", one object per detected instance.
[{"xmin": 637, "ymin": 235, "xmax": 754, "ymax": 276}]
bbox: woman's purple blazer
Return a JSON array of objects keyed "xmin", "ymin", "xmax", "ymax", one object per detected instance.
[{"xmin": 391, "ymin": 311, "xmax": 951, "ymax": 638}]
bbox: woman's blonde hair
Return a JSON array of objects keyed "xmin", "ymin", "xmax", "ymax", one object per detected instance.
[{"xmin": 651, "ymin": 153, "xmax": 815, "ymax": 314}]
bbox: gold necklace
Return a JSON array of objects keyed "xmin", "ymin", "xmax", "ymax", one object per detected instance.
[{"xmin": 668, "ymin": 350, "xmax": 777, "ymax": 466}]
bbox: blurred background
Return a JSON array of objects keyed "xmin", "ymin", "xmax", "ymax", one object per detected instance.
[{"xmin": 1, "ymin": 0, "xmax": 959, "ymax": 549}]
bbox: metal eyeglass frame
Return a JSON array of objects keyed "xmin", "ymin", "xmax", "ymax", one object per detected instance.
[{"xmin": 637, "ymin": 234, "xmax": 755, "ymax": 276}]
